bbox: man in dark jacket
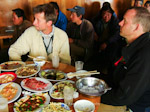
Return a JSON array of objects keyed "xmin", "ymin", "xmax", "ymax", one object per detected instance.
[
  {"xmin": 66, "ymin": 6, "xmax": 94, "ymax": 64},
  {"xmin": 0, "ymin": 8, "xmax": 32, "ymax": 63},
  {"xmin": 91, "ymin": 5, "xmax": 122, "ymax": 73},
  {"xmin": 98, "ymin": 7, "xmax": 150, "ymax": 112}
]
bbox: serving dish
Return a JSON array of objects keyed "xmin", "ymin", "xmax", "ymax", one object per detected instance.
[
  {"xmin": 0, "ymin": 72, "xmax": 17, "ymax": 84},
  {"xmin": 0, "ymin": 61, "xmax": 25, "ymax": 71},
  {"xmin": 21, "ymin": 77, "xmax": 53, "ymax": 93},
  {"xmin": 14, "ymin": 93, "xmax": 50, "ymax": 112},
  {"xmin": 16, "ymin": 64, "xmax": 40, "ymax": 78},
  {"xmin": 39, "ymin": 69, "xmax": 67, "ymax": 81},
  {"xmin": 49, "ymin": 80, "xmax": 75, "ymax": 99},
  {"xmin": 0, "ymin": 82, "xmax": 22, "ymax": 103},
  {"xmin": 41, "ymin": 102, "xmax": 71, "ymax": 112},
  {"xmin": 76, "ymin": 77, "xmax": 111, "ymax": 97}
]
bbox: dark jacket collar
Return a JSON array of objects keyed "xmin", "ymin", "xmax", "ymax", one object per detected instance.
[{"xmin": 122, "ymin": 32, "xmax": 150, "ymax": 62}]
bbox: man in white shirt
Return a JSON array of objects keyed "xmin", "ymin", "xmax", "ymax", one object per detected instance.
[{"xmin": 9, "ymin": 4, "xmax": 71, "ymax": 64}]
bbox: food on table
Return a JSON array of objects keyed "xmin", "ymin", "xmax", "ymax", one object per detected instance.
[
  {"xmin": 0, "ymin": 83, "xmax": 18, "ymax": 101},
  {"xmin": 40, "ymin": 70, "xmax": 65, "ymax": 80},
  {"xmin": 14, "ymin": 93, "xmax": 46, "ymax": 112},
  {"xmin": 42, "ymin": 102, "xmax": 71, "ymax": 112},
  {"xmin": 0, "ymin": 74, "xmax": 15, "ymax": 84},
  {"xmin": 76, "ymin": 108, "xmax": 93, "ymax": 112},
  {"xmin": 79, "ymin": 85, "xmax": 100, "ymax": 94},
  {"xmin": 16, "ymin": 65, "xmax": 38, "ymax": 76},
  {"xmin": 23, "ymin": 78, "xmax": 49, "ymax": 90},
  {"xmin": 0, "ymin": 62, "xmax": 24, "ymax": 70},
  {"xmin": 51, "ymin": 81, "xmax": 76, "ymax": 99}
]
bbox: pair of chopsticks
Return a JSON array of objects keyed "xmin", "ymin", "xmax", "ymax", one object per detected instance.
[
  {"xmin": 67, "ymin": 70, "xmax": 100, "ymax": 77},
  {"xmin": 27, "ymin": 55, "xmax": 49, "ymax": 63}
]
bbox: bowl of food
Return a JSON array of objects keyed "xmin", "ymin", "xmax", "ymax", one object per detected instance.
[
  {"xmin": 74, "ymin": 100, "xmax": 95, "ymax": 112},
  {"xmin": 0, "ymin": 72, "xmax": 17, "ymax": 84},
  {"xmin": 33, "ymin": 56, "xmax": 46, "ymax": 67},
  {"xmin": 76, "ymin": 77, "xmax": 111, "ymax": 97}
]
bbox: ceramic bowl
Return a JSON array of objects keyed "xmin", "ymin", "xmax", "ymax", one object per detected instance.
[
  {"xmin": 33, "ymin": 56, "xmax": 46, "ymax": 67},
  {"xmin": 74, "ymin": 100, "xmax": 95, "ymax": 112}
]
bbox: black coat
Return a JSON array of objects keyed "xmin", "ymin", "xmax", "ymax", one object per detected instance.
[{"xmin": 101, "ymin": 32, "xmax": 150, "ymax": 112}]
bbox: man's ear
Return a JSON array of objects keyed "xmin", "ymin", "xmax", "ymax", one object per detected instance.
[
  {"xmin": 47, "ymin": 20, "xmax": 53, "ymax": 26},
  {"xmin": 134, "ymin": 23, "xmax": 140, "ymax": 31}
]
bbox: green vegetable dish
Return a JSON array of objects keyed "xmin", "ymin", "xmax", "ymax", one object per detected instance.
[{"xmin": 40, "ymin": 69, "xmax": 66, "ymax": 80}]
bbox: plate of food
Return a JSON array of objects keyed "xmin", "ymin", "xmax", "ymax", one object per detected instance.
[
  {"xmin": 41, "ymin": 102, "xmax": 71, "ymax": 112},
  {"xmin": 14, "ymin": 93, "xmax": 50, "ymax": 112},
  {"xmin": 49, "ymin": 80, "xmax": 76, "ymax": 99},
  {"xmin": 21, "ymin": 77, "xmax": 53, "ymax": 93},
  {"xmin": 0, "ymin": 72, "xmax": 17, "ymax": 84},
  {"xmin": 0, "ymin": 82, "xmax": 22, "ymax": 103},
  {"xmin": 0, "ymin": 61, "xmax": 26, "ymax": 71},
  {"xmin": 16, "ymin": 64, "xmax": 40, "ymax": 78},
  {"xmin": 39, "ymin": 69, "xmax": 67, "ymax": 81}
]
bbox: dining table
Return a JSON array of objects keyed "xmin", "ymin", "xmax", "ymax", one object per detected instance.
[{"xmin": 6, "ymin": 61, "xmax": 100, "ymax": 112}]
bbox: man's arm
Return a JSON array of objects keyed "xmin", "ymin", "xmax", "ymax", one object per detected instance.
[
  {"xmin": 101, "ymin": 52, "xmax": 150, "ymax": 106},
  {"xmin": 9, "ymin": 28, "xmax": 31, "ymax": 61}
]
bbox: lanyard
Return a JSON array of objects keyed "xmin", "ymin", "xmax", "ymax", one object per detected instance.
[{"xmin": 42, "ymin": 35, "xmax": 54, "ymax": 54}]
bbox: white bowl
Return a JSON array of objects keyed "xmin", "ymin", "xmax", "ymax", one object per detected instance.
[
  {"xmin": 33, "ymin": 56, "xmax": 46, "ymax": 67},
  {"xmin": 74, "ymin": 100, "xmax": 95, "ymax": 112}
]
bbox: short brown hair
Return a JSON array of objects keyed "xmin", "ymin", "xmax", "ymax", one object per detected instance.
[
  {"xmin": 33, "ymin": 4, "xmax": 57, "ymax": 24},
  {"xmin": 132, "ymin": 7, "xmax": 150, "ymax": 32}
]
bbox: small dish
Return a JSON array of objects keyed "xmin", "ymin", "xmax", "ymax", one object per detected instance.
[
  {"xmin": 0, "ymin": 72, "xmax": 17, "ymax": 84},
  {"xmin": 33, "ymin": 56, "xmax": 46, "ymax": 67},
  {"xmin": 74, "ymin": 100, "xmax": 95, "ymax": 112}
]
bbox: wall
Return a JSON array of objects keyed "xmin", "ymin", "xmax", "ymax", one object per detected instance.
[{"xmin": 0, "ymin": 0, "xmax": 145, "ymax": 27}]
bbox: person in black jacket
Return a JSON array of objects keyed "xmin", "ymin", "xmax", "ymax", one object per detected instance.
[
  {"xmin": 97, "ymin": 7, "xmax": 150, "ymax": 112},
  {"xmin": 91, "ymin": 4, "xmax": 122, "ymax": 74}
]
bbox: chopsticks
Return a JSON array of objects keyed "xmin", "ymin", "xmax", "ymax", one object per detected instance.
[
  {"xmin": 27, "ymin": 55, "xmax": 50, "ymax": 63},
  {"xmin": 67, "ymin": 70, "xmax": 100, "ymax": 77}
]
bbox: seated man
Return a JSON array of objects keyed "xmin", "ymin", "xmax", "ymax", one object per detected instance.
[
  {"xmin": 0, "ymin": 8, "xmax": 32, "ymax": 63},
  {"xmin": 98, "ymin": 7, "xmax": 150, "ymax": 112},
  {"xmin": 9, "ymin": 4, "xmax": 71, "ymax": 64},
  {"xmin": 66, "ymin": 6, "xmax": 94, "ymax": 64},
  {"xmin": 49, "ymin": 2, "xmax": 68, "ymax": 31},
  {"xmin": 12, "ymin": 8, "xmax": 32, "ymax": 44},
  {"xmin": 91, "ymin": 5, "xmax": 122, "ymax": 73}
]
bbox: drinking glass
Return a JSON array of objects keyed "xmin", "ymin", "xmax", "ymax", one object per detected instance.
[
  {"xmin": 52, "ymin": 55, "xmax": 59, "ymax": 68},
  {"xmin": 0, "ymin": 97, "xmax": 9, "ymax": 112},
  {"xmin": 63, "ymin": 86, "xmax": 74, "ymax": 106},
  {"xmin": 75, "ymin": 61, "xmax": 84, "ymax": 71}
]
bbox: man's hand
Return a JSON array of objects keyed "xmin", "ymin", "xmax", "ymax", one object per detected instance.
[{"xmin": 69, "ymin": 38, "xmax": 73, "ymax": 43}]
